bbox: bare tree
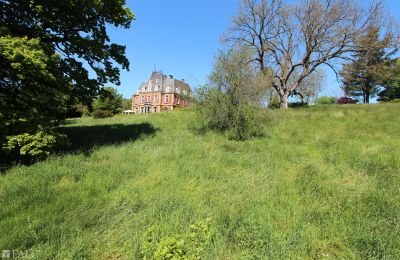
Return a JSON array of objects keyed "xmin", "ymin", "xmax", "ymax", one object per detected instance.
[{"xmin": 226, "ymin": 0, "xmax": 383, "ymax": 108}]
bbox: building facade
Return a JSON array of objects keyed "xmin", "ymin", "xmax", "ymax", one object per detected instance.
[{"xmin": 132, "ymin": 71, "xmax": 192, "ymax": 113}]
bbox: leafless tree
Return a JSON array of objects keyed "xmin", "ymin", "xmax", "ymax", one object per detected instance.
[{"xmin": 226, "ymin": 0, "xmax": 384, "ymax": 108}]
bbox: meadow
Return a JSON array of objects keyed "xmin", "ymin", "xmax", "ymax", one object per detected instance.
[{"xmin": 0, "ymin": 104, "xmax": 399, "ymax": 259}]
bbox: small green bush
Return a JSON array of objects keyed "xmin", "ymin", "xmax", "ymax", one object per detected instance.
[
  {"xmin": 268, "ymin": 97, "xmax": 281, "ymax": 109},
  {"xmin": 141, "ymin": 218, "xmax": 214, "ymax": 259},
  {"xmin": 92, "ymin": 109, "xmax": 113, "ymax": 119},
  {"xmin": 2, "ymin": 131, "xmax": 69, "ymax": 160},
  {"xmin": 316, "ymin": 96, "xmax": 337, "ymax": 105}
]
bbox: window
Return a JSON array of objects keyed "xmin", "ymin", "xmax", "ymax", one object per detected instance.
[
  {"xmin": 147, "ymin": 96, "xmax": 150, "ymax": 102},
  {"xmin": 154, "ymin": 95, "xmax": 158, "ymax": 103},
  {"xmin": 144, "ymin": 87, "xmax": 147, "ymax": 91},
  {"xmin": 156, "ymin": 79, "xmax": 159, "ymax": 83},
  {"xmin": 165, "ymin": 95, "xmax": 169, "ymax": 103},
  {"xmin": 141, "ymin": 107, "xmax": 144, "ymax": 113},
  {"xmin": 177, "ymin": 97, "xmax": 180, "ymax": 105},
  {"xmin": 141, "ymin": 95, "xmax": 144, "ymax": 103},
  {"xmin": 154, "ymin": 107, "xmax": 158, "ymax": 113}
]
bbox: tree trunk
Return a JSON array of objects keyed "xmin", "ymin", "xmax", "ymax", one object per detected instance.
[
  {"xmin": 365, "ymin": 93, "xmax": 370, "ymax": 104},
  {"xmin": 280, "ymin": 94, "xmax": 289, "ymax": 109}
]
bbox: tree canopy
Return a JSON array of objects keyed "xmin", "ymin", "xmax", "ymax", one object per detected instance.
[
  {"xmin": 226, "ymin": 0, "xmax": 385, "ymax": 108},
  {"xmin": 0, "ymin": 0, "xmax": 134, "ymax": 161},
  {"xmin": 340, "ymin": 25, "xmax": 397, "ymax": 103}
]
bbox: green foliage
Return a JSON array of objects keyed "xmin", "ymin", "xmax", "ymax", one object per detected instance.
[
  {"xmin": 197, "ymin": 49, "xmax": 267, "ymax": 140},
  {"xmin": 0, "ymin": 0, "xmax": 134, "ymax": 161},
  {"xmin": 340, "ymin": 25, "xmax": 394, "ymax": 103},
  {"xmin": 92, "ymin": 109, "xmax": 114, "ymax": 119},
  {"xmin": 3, "ymin": 131, "xmax": 69, "ymax": 160},
  {"xmin": 316, "ymin": 96, "xmax": 337, "ymax": 105},
  {"xmin": 121, "ymin": 98, "xmax": 133, "ymax": 110},
  {"xmin": 378, "ymin": 59, "xmax": 400, "ymax": 102},
  {"xmin": 268, "ymin": 96, "xmax": 281, "ymax": 109},
  {"xmin": 288, "ymin": 102, "xmax": 309, "ymax": 109},
  {"xmin": 141, "ymin": 218, "xmax": 214, "ymax": 259},
  {"xmin": 93, "ymin": 87, "xmax": 123, "ymax": 114}
]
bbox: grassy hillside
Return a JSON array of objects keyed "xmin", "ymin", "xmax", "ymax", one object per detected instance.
[{"xmin": 1, "ymin": 104, "xmax": 399, "ymax": 259}]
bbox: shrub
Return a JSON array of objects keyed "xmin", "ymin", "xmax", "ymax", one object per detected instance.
[
  {"xmin": 288, "ymin": 102, "xmax": 309, "ymax": 108},
  {"xmin": 92, "ymin": 87, "xmax": 123, "ymax": 114},
  {"xmin": 336, "ymin": 97, "xmax": 358, "ymax": 104},
  {"xmin": 315, "ymin": 96, "xmax": 337, "ymax": 105},
  {"xmin": 197, "ymin": 48, "xmax": 268, "ymax": 141},
  {"xmin": 141, "ymin": 218, "xmax": 214, "ymax": 259},
  {"xmin": 268, "ymin": 97, "xmax": 281, "ymax": 109},
  {"xmin": 92, "ymin": 109, "xmax": 114, "ymax": 119},
  {"xmin": 2, "ymin": 131, "xmax": 69, "ymax": 160}
]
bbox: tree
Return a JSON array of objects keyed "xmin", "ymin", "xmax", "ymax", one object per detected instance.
[
  {"xmin": 122, "ymin": 98, "xmax": 133, "ymax": 110},
  {"xmin": 93, "ymin": 87, "xmax": 123, "ymax": 115},
  {"xmin": 340, "ymin": 25, "xmax": 397, "ymax": 103},
  {"xmin": 226, "ymin": 0, "xmax": 383, "ymax": 108},
  {"xmin": 296, "ymin": 69, "xmax": 325, "ymax": 104},
  {"xmin": 0, "ymin": 1, "xmax": 134, "ymax": 160},
  {"xmin": 378, "ymin": 58, "xmax": 400, "ymax": 102},
  {"xmin": 197, "ymin": 48, "xmax": 268, "ymax": 140}
]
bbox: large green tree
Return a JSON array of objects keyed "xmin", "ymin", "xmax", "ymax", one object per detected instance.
[
  {"xmin": 378, "ymin": 59, "xmax": 400, "ymax": 102},
  {"xmin": 0, "ymin": 0, "xmax": 134, "ymax": 160},
  {"xmin": 340, "ymin": 25, "xmax": 396, "ymax": 103}
]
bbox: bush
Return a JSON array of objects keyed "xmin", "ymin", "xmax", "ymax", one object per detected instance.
[
  {"xmin": 92, "ymin": 109, "xmax": 114, "ymax": 119},
  {"xmin": 141, "ymin": 218, "xmax": 214, "ymax": 259},
  {"xmin": 315, "ymin": 96, "xmax": 337, "ymax": 105},
  {"xmin": 197, "ymin": 48, "xmax": 268, "ymax": 141},
  {"xmin": 288, "ymin": 102, "xmax": 309, "ymax": 108},
  {"xmin": 197, "ymin": 88, "xmax": 265, "ymax": 141},
  {"xmin": 268, "ymin": 97, "xmax": 281, "ymax": 109},
  {"xmin": 336, "ymin": 97, "xmax": 358, "ymax": 104},
  {"xmin": 2, "ymin": 131, "xmax": 69, "ymax": 160}
]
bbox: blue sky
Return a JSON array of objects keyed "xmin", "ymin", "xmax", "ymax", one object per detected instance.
[{"xmin": 108, "ymin": 0, "xmax": 400, "ymax": 99}]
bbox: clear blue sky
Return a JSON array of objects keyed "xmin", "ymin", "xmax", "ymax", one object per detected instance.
[{"xmin": 108, "ymin": 0, "xmax": 400, "ymax": 99}]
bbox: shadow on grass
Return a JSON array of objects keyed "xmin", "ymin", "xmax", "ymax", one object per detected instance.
[
  {"xmin": 59, "ymin": 122, "xmax": 157, "ymax": 155},
  {"xmin": 0, "ymin": 123, "xmax": 157, "ymax": 173}
]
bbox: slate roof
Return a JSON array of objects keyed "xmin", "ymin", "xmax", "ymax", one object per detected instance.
[{"xmin": 135, "ymin": 71, "xmax": 191, "ymax": 96}]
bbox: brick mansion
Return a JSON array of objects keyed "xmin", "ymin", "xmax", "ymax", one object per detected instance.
[{"xmin": 132, "ymin": 71, "xmax": 192, "ymax": 114}]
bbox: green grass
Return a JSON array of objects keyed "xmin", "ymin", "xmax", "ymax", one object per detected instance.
[{"xmin": 1, "ymin": 104, "xmax": 399, "ymax": 259}]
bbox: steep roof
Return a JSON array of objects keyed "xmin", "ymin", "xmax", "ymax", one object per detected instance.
[{"xmin": 135, "ymin": 71, "xmax": 191, "ymax": 96}]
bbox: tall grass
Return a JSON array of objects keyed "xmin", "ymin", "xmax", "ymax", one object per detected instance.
[{"xmin": 0, "ymin": 104, "xmax": 399, "ymax": 259}]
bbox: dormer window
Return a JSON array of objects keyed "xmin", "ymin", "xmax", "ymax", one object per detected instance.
[
  {"xmin": 156, "ymin": 79, "xmax": 159, "ymax": 83},
  {"xmin": 149, "ymin": 80, "xmax": 152, "ymax": 84},
  {"xmin": 144, "ymin": 87, "xmax": 148, "ymax": 91},
  {"xmin": 176, "ymin": 88, "xmax": 181, "ymax": 93}
]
